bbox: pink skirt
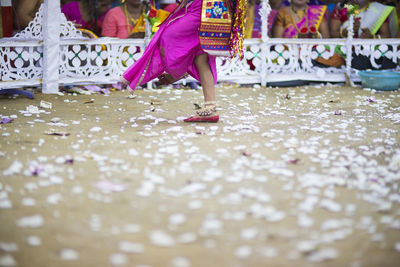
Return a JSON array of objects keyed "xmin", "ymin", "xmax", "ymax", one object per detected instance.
[{"xmin": 122, "ymin": 0, "xmax": 217, "ymax": 90}]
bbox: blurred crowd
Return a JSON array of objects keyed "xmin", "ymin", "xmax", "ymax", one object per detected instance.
[
  {"xmin": 0, "ymin": 0, "xmax": 397, "ymax": 76},
  {"xmin": 2, "ymin": 0, "xmax": 175, "ymax": 37},
  {"xmin": 250, "ymin": 0, "xmax": 400, "ymax": 39},
  {"xmin": 1, "ymin": 0, "xmax": 398, "ymax": 39},
  {"xmin": 2, "ymin": 0, "xmax": 399, "ymax": 39}
]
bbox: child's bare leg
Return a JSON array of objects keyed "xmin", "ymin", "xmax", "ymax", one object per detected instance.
[
  {"xmin": 184, "ymin": 54, "xmax": 219, "ymax": 123},
  {"xmin": 194, "ymin": 53, "xmax": 215, "ymax": 102}
]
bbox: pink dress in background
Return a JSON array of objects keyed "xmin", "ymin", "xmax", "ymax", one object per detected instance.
[
  {"xmin": 61, "ymin": 1, "xmax": 106, "ymax": 32},
  {"xmin": 102, "ymin": 7, "xmax": 131, "ymax": 39},
  {"xmin": 122, "ymin": 0, "xmax": 217, "ymax": 91},
  {"xmin": 164, "ymin": 3, "xmax": 178, "ymax": 13}
]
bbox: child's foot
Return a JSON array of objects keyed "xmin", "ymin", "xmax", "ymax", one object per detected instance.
[
  {"xmin": 184, "ymin": 101, "xmax": 219, "ymax": 123},
  {"xmin": 121, "ymin": 79, "xmax": 129, "ymax": 90}
]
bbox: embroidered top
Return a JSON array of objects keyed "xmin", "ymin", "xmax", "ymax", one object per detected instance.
[{"xmin": 275, "ymin": 5, "xmax": 327, "ymax": 38}]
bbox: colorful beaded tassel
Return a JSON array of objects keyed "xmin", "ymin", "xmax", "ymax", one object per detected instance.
[{"xmin": 229, "ymin": 0, "xmax": 247, "ymax": 59}]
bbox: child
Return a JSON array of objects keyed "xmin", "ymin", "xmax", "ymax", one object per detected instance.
[{"xmin": 122, "ymin": 0, "xmax": 247, "ymax": 122}]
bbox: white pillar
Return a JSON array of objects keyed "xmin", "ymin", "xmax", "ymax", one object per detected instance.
[
  {"xmin": 260, "ymin": 0, "xmax": 271, "ymax": 87},
  {"xmin": 42, "ymin": 0, "xmax": 60, "ymax": 94},
  {"xmin": 345, "ymin": 14, "xmax": 354, "ymax": 86}
]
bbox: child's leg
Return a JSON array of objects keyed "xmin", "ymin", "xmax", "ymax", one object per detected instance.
[
  {"xmin": 194, "ymin": 54, "xmax": 215, "ymax": 102},
  {"xmin": 184, "ymin": 53, "xmax": 219, "ymax": 123}
]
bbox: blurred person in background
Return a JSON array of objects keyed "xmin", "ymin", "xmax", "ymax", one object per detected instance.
[
  {"xmin": 280, "ymin": 0, "xmax": 327, "ymax": 7},
  {"xmin": 161, "ymin": 0, "xmax": 177, "ymax": 13},
  {"xmin": 245, "ymin": 0, "xmax": 262, "ymax": 38},
  {"xmin": 14, "ymin": 0, "xmax": 43, "ymax": 30},
  {"xmin": 102, "ymin": 0, "xmax": 146, "ymax": 38},
  {"xmin": 62, "ymin": 0, "xmax": 112, "ymax": 36},
  {"xmin": 110, "ymin": 0, "xmax": 122, "ymax": 7},
  {"xmin": 330, "ymin": 0, "xmax": 397, "ymax": 38},
  {"xmin": 376, "ymin": 0, "xmax": 399, "ymax": 37},
  {"xmin": 245, "ymin": 0, "xmax": 284, "ymax": 38},
  {"xmin": 61, "ymin": 0, "xmax": 76, "ymax": 4},
  {"xmin": 321, "ymin": 0, "xmax": 341, "ymax": 13},
  {"xmin": 273, "ymin": 0, "xmax": 329, "ymax": 38},
  {"xmin": 327, "ymin": 0, "xmax": 398, "ymax": 69}
]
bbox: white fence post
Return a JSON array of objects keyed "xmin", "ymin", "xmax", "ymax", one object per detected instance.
[
  {"xmin": 260, "ymin": 0, "xmax": 270, "ymax": 87},
  {"xmin": 345, "ymin": 14, "xmax": 355, "ymax": 86},
  {"xmin": 42, "ymin": 0, "xmax": 60, "ymax": 94}
]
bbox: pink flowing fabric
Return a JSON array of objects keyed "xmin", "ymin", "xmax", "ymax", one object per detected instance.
[{"xmin": 122, "ymin": 0, "xmax": 217, "ymax": 91}]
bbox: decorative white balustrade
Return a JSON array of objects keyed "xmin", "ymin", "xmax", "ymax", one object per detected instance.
[{"xmin": 0, "ymin": 1, "xmax": 399, "ymax": 92}]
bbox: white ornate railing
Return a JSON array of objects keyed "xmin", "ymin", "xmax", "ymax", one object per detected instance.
[{"xmin": 0, "ymin": 0, "xmax": 399, "ymax": 93}]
